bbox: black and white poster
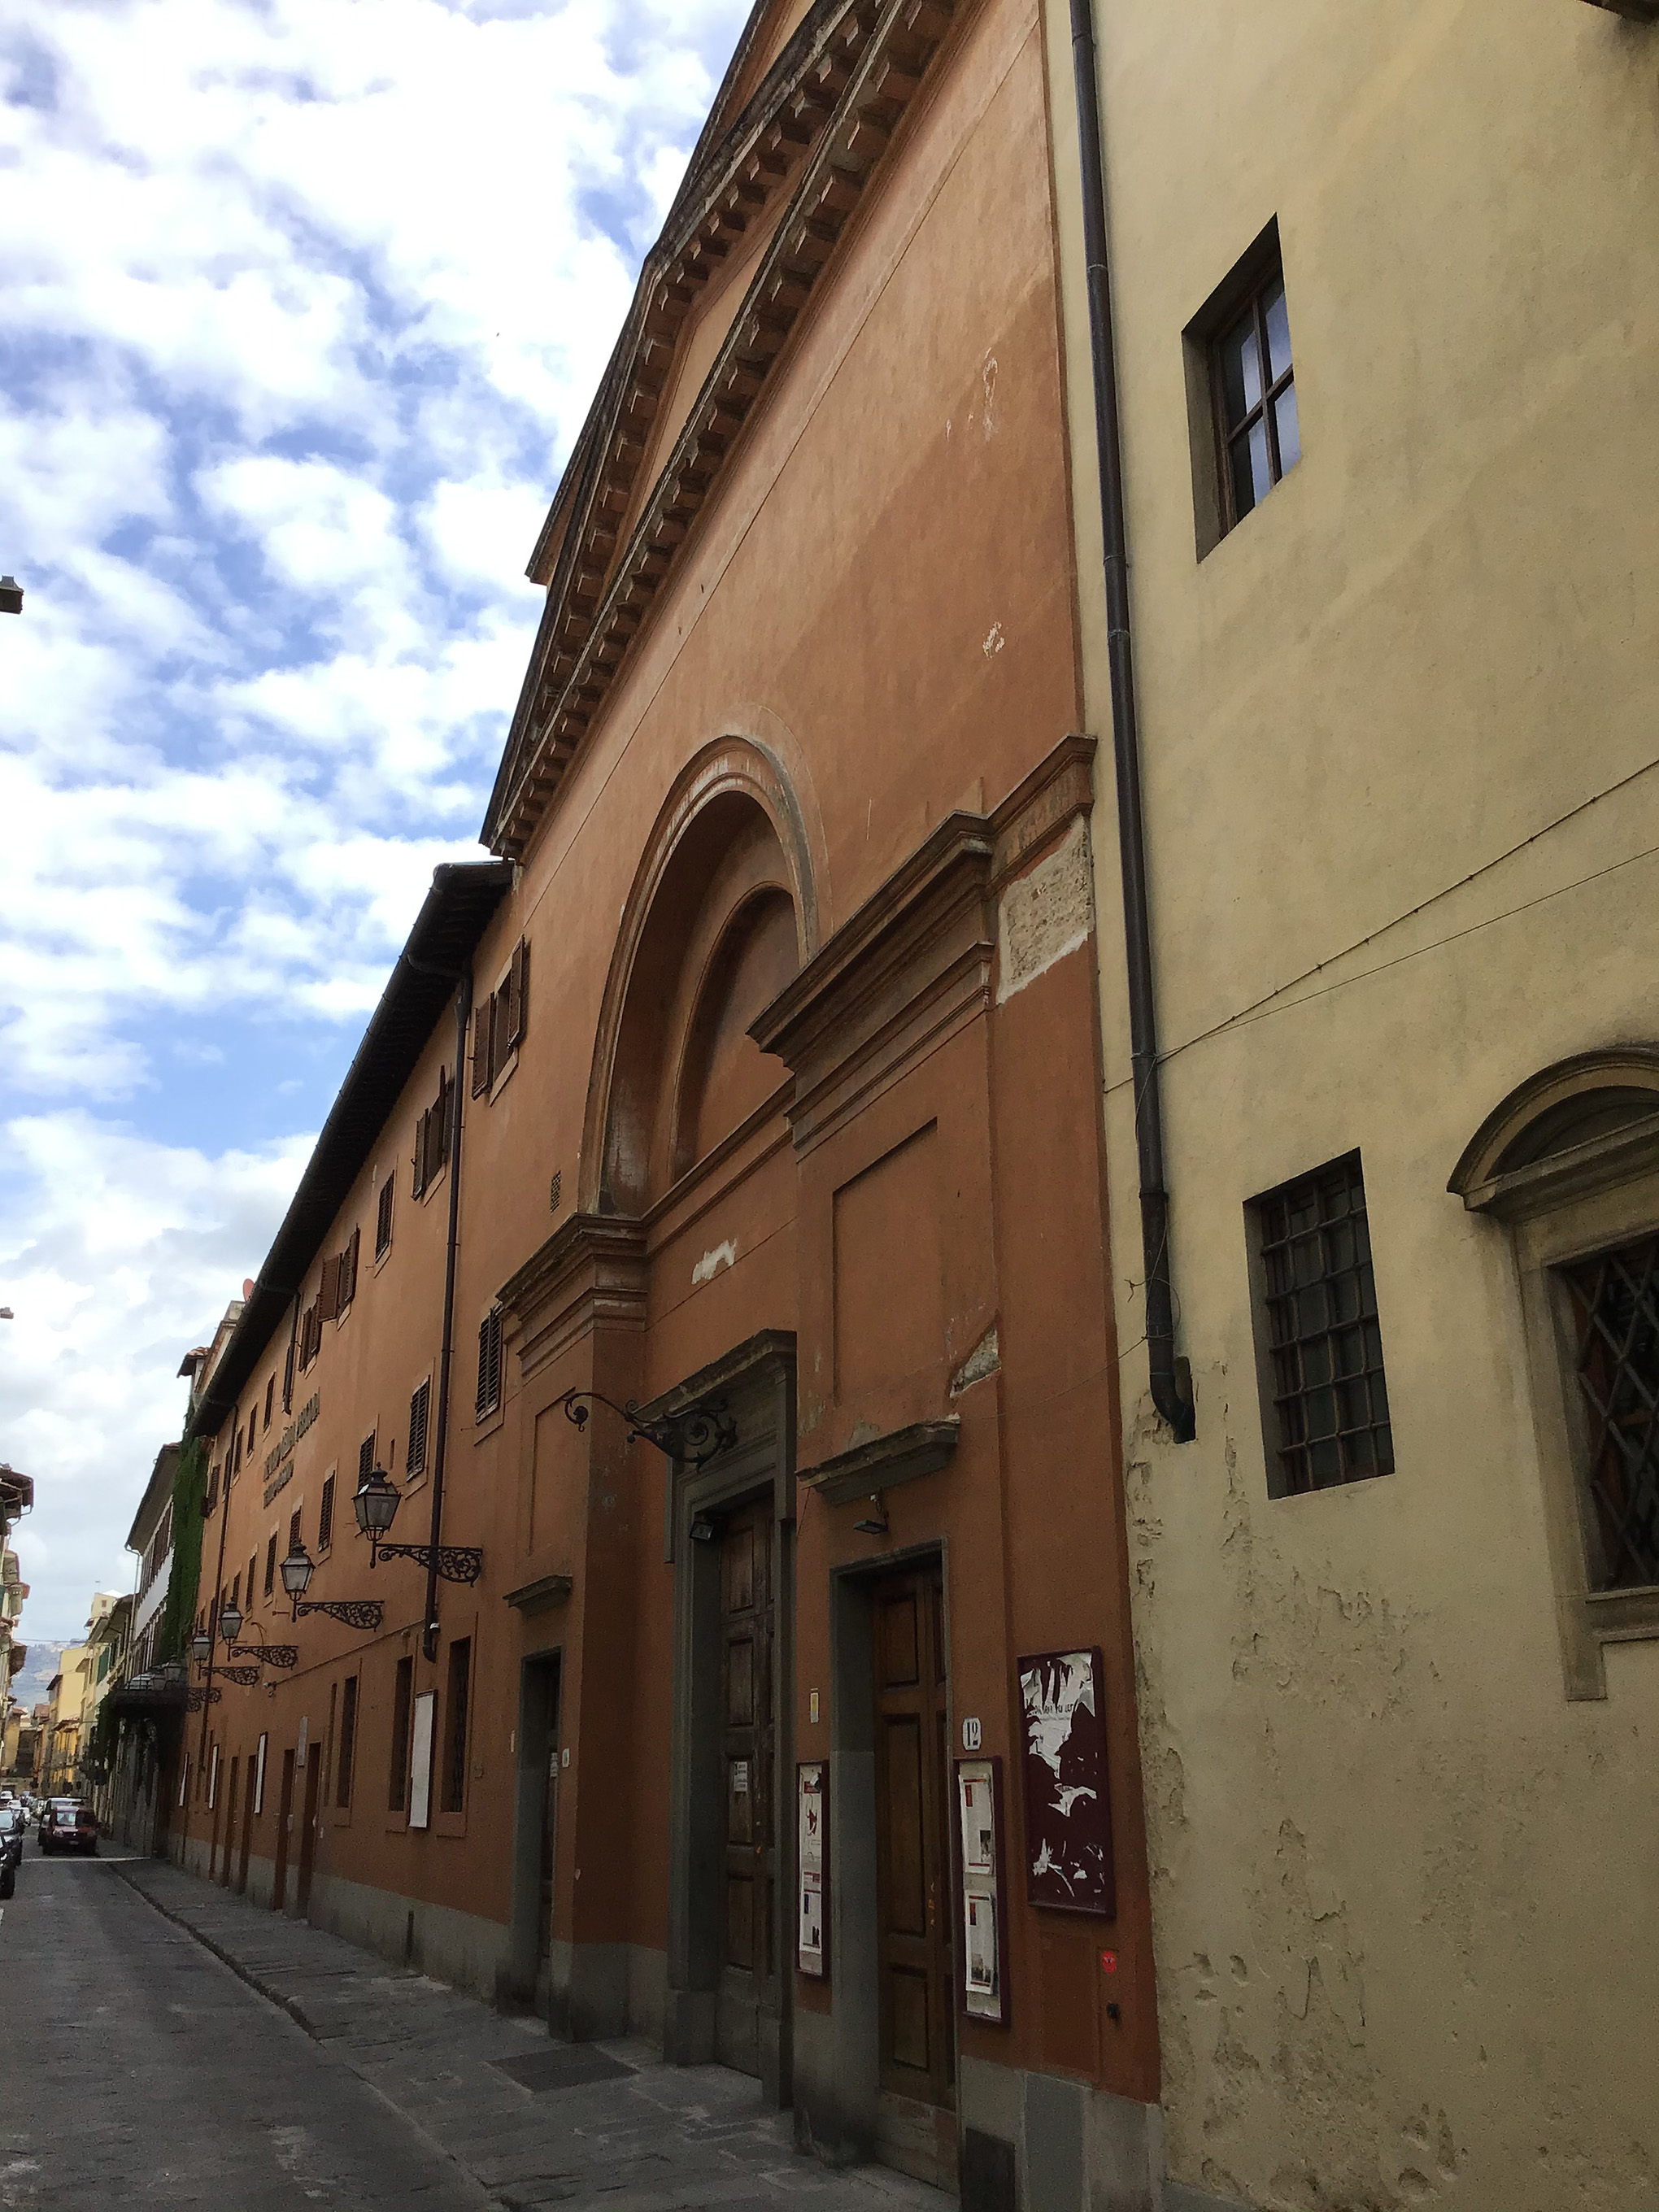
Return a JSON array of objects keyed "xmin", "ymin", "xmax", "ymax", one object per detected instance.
[
  {"xmin": 797, "ymin": 1761, "xmax": 827, "ymax": 1977},
  {"xmin": 1017, "ymin": 1646, "xmax": 1115, "ymax": 1917}
]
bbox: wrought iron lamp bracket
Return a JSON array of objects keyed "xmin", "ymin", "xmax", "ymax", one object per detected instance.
[
  {"xmin": 220, "ymin": 1665, "xmax": 263, "ymax": 1687},
  {"xmin": 555, "ymin": 1387, "xmax": 737, "ymax": 1470},
  {"xmin": 292, "ymin": 1597, "xmax": 385, "ymax": 1631},
  {"xmin": 185, "ymin": 1685, "xmax": 222, "ymax": 1710},
  {"xmin": 369, "ymin": 1540, "xmax": 483, "ymax": 1584},
  {"xmin": 231, "ymin": 1643, "xmax": 298, "ymax": 1669}
]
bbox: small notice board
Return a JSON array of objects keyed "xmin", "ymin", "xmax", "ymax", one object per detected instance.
[
  {"xmin": 797, "ymin": 1761, "xmax": 827, "ymax": 1978},
  {"xmin": 955, "ymin": 1755, "xmax": 1008, "ymax": 2024}
]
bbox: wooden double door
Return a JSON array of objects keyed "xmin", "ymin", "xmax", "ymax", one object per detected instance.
[
  {"xmin": 873, "ymin": 1561, "xmax": 954, "ymax": 2110},
  {"xmin": 716, "ymin": 1500, "xmax": 776, "ymax": 2075}
]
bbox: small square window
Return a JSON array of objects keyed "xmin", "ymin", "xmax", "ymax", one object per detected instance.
[{"xmin": 1250, "ymin": 1152, "xmax": 1395, "ymax": 1496}]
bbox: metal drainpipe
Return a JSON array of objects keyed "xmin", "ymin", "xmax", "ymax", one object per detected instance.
[
  {"xmin": 1069, "ymin": 0, "xmax": 1195, "ymax": 1441},
  {"xmin": 422, "ymin": 971, "xmax": 472, "ymax": 1662}
]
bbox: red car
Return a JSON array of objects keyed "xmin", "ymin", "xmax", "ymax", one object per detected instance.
[{"xmin": 40, "ymin": 1801, "xmax": 98, "ymax": 1855}]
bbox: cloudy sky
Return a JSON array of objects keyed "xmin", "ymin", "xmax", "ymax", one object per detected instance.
[{"xmin": 1, "ymin": 0, "xmax": 751, "ymax": 1643}]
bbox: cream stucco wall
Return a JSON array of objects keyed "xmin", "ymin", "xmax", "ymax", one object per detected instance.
[{"xmin": 1043, "ymin": 1, "xmax": 1659, "ymax": 2206}]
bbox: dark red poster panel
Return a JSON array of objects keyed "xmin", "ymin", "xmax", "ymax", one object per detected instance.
[{"xmin": 1017, "ymin": 1646, "xmax": 1115, "ymax": 1917}]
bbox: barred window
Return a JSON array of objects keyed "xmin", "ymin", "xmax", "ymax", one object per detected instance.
[
  {"xmin": 1561, "ymin": 1236, "xmax": 1659, "ymax": 1590},
  {"xmin": 1253, "ymin": 1152, "xmax": 1393, "ymax": 1496},
  {"xmin": 475, "ymin": 1308, "xmax": 503, "ymax": 1422},
  {"xmin": 407, "ymin": 1379, "xmax": 431, "ymax": 1480}
]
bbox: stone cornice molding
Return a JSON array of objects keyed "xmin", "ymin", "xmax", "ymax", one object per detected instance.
[
  {"xmin": 495, "ymin": 1213, "xmax": 647, "ymax": 1382},
  {"xmin": 484, "ymin": 0, "xmax": 971, "ymax": 860},
  {"xmin": 751, "ymin": 734, "xmax": 1095, "ymax": 1153}
]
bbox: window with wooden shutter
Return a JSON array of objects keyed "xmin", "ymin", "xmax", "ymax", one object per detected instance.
[
  {"xmin": 475, "ymin": 1308, "xmax": 503, "ymax": 1421},
  {"xmin": 206, "ymin": 1465, "xmax": 220, "ymax": 1515},
  {"xmin": 318, "ymin": 1474, "xmax": 336, "ymax": 1552},
  {"xmin": 264, "ymin": 1534, "xmax": 276, "ymax": 1598},
  {"xmin": 505, "ymin": 938, "xmax": 529, "ymax": 1052},
  {"xmin": 472, "ymin": 998, "xmax": 492, "ymax": 1097},
  {"xmin": 283, "ymin": 1330, "xmax": 296, "ymax": 1412},
  {"xmin": 336, "ymin": 1674, "xmax": 359, "ymax": 1809},
  {"xmin": 289, "ymin": 1507, "xmax": 302, "ymax": 1553},
  {"xmin": 339, "ymin": 1226, "xmax": 359, "ymax": 1312},
  {"xmin": 375, "ymin": 1177, "xmax": 394, "ymax": 1259},
  {"xmin": 389, "ymin": 1656, "xmax": 414, "ymax": 1813},
  {"xmin": 442, "ymin": 1638, "xmax": 472, "ymax": 1814},
  {"xmin": 407, "ymin": 1378, "xmax": 430, "ymax": 1479},
  {"xmin": 358, "ymin": 1432, "xmax": 377, "ymax": 1484},
  {"xmin": 247, "ymin": 1553, "xmax": 257, "ymax": 1612},
  {"xmin": 318, "ymin": 1253, "xmax": 342, "ymax": 1323},
  {"xmin": 412, "ymin": 1106, "xmax": 431, "ymax": 1199},
  {"xmin": 263, "ymin": 1376, "xmax": 275, "ymax": 1430}
]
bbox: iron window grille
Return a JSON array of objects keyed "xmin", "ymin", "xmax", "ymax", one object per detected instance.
[
  {"xmin": 375, "ymin": 1177, "xmax": 394, "ymax": 1260},
  {"xmin": 407, "ymin": 1379, "xmax": 431, "ymax": 1480},
  {"xmin": 1255, "ymin": 1152, "xmax": 1394, "ymax": 1494},
  {"xmin": 1213, "ymin": 259, "xmax": 1300, "ymax": 533},
  {"xmin": 1561, "ymin": 1236, "xmax": 1659, "ymax": 1589},
  {"xmin": 476, "ymin": 1308, "xmax": 503, "ymax": 1422}
]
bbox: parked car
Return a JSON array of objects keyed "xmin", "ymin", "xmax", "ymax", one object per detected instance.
[{"xmin": 39, "ymin": 1801, "xmax": 98, "ymax": 1856}]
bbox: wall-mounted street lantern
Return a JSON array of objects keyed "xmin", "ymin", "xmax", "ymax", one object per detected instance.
[
  {"xmin": 554, "ymin": 1388, "xmax": 737, "ymax": 1470},
  {"xmin": 189, "ymin": 1630, "xmax": 212, "ymax": 1667},
  {"xmin": 279, "ymin": 1539, "xmax": 384, "ymax": 1632},
  {"xmin": 351, "ymin": 1466, "xmax": 481, "ymax": 1584},
  {"xmin": 217, "ymin": 1597, "xmax": 244, "ymax": 1644}
]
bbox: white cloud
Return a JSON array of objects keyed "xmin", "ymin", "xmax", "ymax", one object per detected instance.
[
  {"xmin": 1, "ymin": 1112, "xmax": 312, "ymax": 1639},
  {"xmin": 0, "ymin": 0, "xmax": 751, "ymax": 1647}
]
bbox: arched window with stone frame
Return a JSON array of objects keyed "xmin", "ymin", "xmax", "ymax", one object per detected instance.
[{"xmin": 1450, "ymin": 1046, "xmax": 1659, "ymax": 1696}]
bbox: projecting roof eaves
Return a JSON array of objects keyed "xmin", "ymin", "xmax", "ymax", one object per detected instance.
[
  {"xmin": 125, "ymin": 1443, "xmax": 181, "ymax": 1554},
  {"xmin": 185, "ymin": 860, "xmax": 513, "ymax": 1446},
  {"xmin": 485, "ymin": 0, "xmax": 967, "ymax": 862}
]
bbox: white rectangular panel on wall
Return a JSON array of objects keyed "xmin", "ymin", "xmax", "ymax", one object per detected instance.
[{"xmin": 409, "ymin": 1689, "xmax": 437, "ymax": 1831}]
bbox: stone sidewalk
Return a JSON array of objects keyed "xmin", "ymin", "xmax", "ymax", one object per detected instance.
[{"xmin": 116, "ymin": 1860, "xmax": 944, "ymax": 2212}]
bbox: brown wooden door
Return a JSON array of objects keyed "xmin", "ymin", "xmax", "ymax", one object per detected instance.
[
  {"xmin": 873, "ymin": 1561, "xmax": 954, "ymax": 2108},
  {"xmin": 296, "ymin": 1754, "xmax": 322, "ymax": 1915},
  {"xmin": 716, "ymin": 1500, "xmax": 774, "ymax": 2075},
  {"xmin": 272, "ymin": 1751, "xmax": 295, "ymax": 1910},
  {"xmin": 237, "ymin": 1757, "xmax": 256, "ymax": 1894}
]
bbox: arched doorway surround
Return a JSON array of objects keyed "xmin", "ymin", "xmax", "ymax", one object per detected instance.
[{"xmin": 579, "ymin": 735, "xmax": 823, "ymax": 1215}]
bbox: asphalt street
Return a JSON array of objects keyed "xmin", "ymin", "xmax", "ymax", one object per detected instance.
[{"xmin": 0, "ymin": 1844, "xmax": 487, "ymax": 2210}]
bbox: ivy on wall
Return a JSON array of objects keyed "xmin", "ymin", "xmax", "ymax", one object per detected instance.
[{"xmin": 154, "ymin": 1439, "xmax": 207, "ymax": 1667}]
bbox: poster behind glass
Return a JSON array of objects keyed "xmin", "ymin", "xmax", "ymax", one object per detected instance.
[
  {"xmin": 956, "ymin": 1756, "xmax": 1007, "ymax": 2023},
  {"xmin": 797, "ymin": 1761, "xmax": 827, "ymax": 1977},
  {"xmin": 1017, "ymin": 1646, "xmax": 1114, "ymax": 1916}
]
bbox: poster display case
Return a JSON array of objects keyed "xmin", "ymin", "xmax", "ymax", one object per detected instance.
[
  {"xmin": 797, "ymin": 1760, "xmax": 827, "ymax": 1977},
  {"xmin": 955, "ymin": 1754, "xmax": 1008, "ymax": 2023},
  {"xmin": 1016, "ymin": 1646, "xmax": 1115, "ymax": 1916}
]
